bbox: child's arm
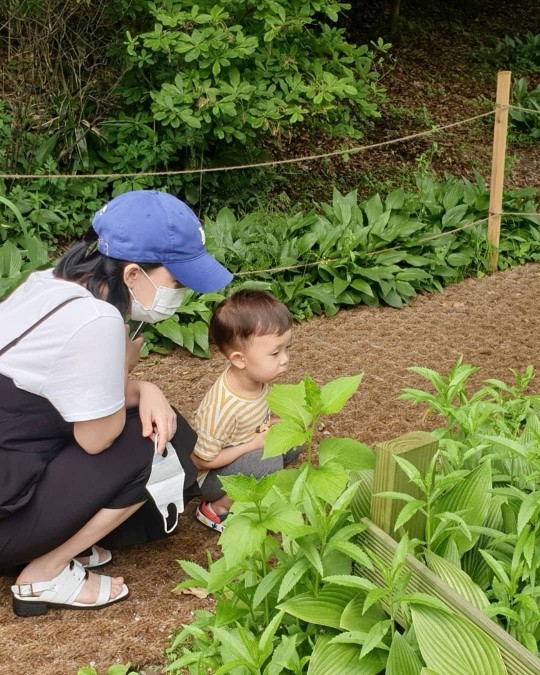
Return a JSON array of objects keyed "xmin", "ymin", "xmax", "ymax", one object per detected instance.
[{"xmin": 191, "ymin": 427, "xmax": 270, "ymax": 470}]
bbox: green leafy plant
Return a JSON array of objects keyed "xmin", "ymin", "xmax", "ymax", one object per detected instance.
[
  {"xmin": 493, "ymin": 33, "xmax": 540, "ymax": 75},
  {"xmin": 165, "ymin": 373, "xmax": 507, "ymax": 673},
  {"xmin": 393, "ymin": 361, "xmax": 540, "ymax": 654},
  {"xmin": 509, "ymin": 77, "xmax": 540, "ymax": 141},
  {"xmin": 106, "ymin": 0, "xmax": 389, "ymax": 207},
  {"xmin": 0, "ymin": 195, "xmax": 51, "ymax": 298}
]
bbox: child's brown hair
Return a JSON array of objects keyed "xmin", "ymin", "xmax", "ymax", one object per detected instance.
[{"xmin": 209, "ymin": 290, "xmax": 293, "ymax": 355}]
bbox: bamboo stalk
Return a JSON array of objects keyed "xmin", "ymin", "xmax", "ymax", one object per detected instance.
[{"xmin": 487, "ymin": 71, "xmax": 511, "ymax": 272}]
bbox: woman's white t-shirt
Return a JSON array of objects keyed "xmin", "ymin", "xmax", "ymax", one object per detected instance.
[{"xmin": 0, "ymin": 269, "xmax": 126, "ymax": 422}]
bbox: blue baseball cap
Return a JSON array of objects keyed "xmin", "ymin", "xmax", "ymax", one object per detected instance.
[{"xmin": 92, "ymin": 190, "xmax": 233, "ymax": 293}]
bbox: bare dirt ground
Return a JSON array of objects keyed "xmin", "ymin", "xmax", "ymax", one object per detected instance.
[{"xmin": 0, "ymin": 1, "xmax": 538, "ymax": 673}]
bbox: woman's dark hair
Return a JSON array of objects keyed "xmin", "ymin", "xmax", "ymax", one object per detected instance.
[
  {"xmin": 54, "ymin": 229, "xmax": 160, "ymax": 316},
  {"xmin": 209, "ymin": 289, "xmax": 293, "ymax": 355}
]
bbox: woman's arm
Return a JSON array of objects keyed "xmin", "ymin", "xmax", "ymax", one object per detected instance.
[
  {"xmin": 125, "ymin": 379, "xmax": 176, "ymax": 454},
  {"xmin": 73, "ymin": 408, "xmax": 126, "ymax": 455}
]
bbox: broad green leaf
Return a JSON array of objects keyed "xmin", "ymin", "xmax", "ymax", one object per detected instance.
[
  {"xmin": 221, "ymin": 515, "xmax": 267, "ymax": 567},
  {"xmin": 318, "ymin": 437, "xmax": 375, "ymax": 470},
  {"xmin": 441, "ymin": 204, "xmax": 468, "ymax": 228},
  {"xmin": 279, "ymin": 586, "xmax": 358, "ymax": 628},
  {"xmin": 363, "ymin": 193, "xmax": 384, "ymax": 224},
  {"xmin": 350, "ymin": 470, "xmax": 374, "ymax": 521},
  {"xmin": 261, "ymin": 500, "xmax": 305, "ymax": 533},
  {"xmin": 385, "ymin": 188, "xmax": 406, "ymax": 210},
  {"xmin": 424, "ymin": 550, "xmax": 489, "ymax": 610},
  {"xmin": 341, "ymin": 593, "xmax": 387, "ymax": 632},
  {"xmin": 0, "ymin": 240, "xmax": 22, "ymax": 278},
  {"xmin": 432, "ymin": 461, "xmax": 492, "ymax": 555},
  {"xmin": 267, "ymin": 381, "xmax": 313, "ymax": 428},
  {"xmin": 386, "ymin": 632, "xmax": 423, "ymax": 675},
  {"xmin": 263, "ymin": 420, "xmax": 308, "ymax": 458},
  {"xmin": 155, "ymin": 317, "xmax": 184, "ymax": 345},
  {"xmin": 305, "ymin": 461, "xmax": 349, "ymax": 503},
  {"xmin": 323, "ymin": 575, "xmax": 377, "ymax": 592},
  {"xmin": 411, "ymin": 606, "xmax": 506, "ymax": 675},
  {"xmin": 308, "ymin": 634, "xmax": 385, "ymax": 675},
  {"xmin": 320, "ymin": 374, "xmax": 363, "ymax": 414},
  {"xmin": 350, "ymin": 278, "xmax": 375, "ymax": 296},
  {"xmin": 220, "ymin": 473, "xmax": 276, "ymax": 503}
]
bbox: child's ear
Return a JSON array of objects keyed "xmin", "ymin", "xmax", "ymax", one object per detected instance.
[{"xmin": 229, "ymin": 350, "xmax": 246, "ymax": 369}]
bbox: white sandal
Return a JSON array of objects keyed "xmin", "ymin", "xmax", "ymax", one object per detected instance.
[
  {"xmin": 76, "ymin": 545, "xmax": 112, "ymax": 569},
  {"xmin": 11, "ymin": 559, "xmax": 129, "ymax": 617}
]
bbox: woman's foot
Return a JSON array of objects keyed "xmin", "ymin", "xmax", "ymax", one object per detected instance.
[{"xmin": 15, "ymin": 560, "xmax": 125, "ymax": 605}]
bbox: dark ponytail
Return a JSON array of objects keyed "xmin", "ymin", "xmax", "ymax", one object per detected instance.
[{"xmin": 54, "ymin": 230, "xmax": 160, "ymax": 317}]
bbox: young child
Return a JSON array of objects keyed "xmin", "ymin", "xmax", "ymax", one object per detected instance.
[{"xmin": 192, "ymin": 289, "xmax": 301, "ymax": 532}]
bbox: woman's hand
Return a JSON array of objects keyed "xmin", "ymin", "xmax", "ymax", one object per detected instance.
[{"xmin": 126, "ymin": 380, "xmax": 176, "ymax": 454}]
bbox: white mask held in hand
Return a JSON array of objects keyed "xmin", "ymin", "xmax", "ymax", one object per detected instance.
[
  {"xmin": 146, "ymin": 439, "xmax": 185, "ymax": 533},
  {"xmin": 129, "ymin": 268, "xmax": 186, "ymax": 324}
]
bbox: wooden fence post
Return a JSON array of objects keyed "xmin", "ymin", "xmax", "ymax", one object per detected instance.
[
  {"xmin": 487, "ymin": 70, "xmax": 512, "ymax": 272},
  {"xmin": 371, "ymin": 431, "xmax": 438, "ymax": 541}
]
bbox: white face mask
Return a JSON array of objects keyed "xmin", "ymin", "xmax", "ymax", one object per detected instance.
[{"xmin": 129, "ymin": 268, "xmax": 186, "ymax": 324}]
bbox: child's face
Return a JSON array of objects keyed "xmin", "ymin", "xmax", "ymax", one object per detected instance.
[{"xmin": 239, "ymin": 330, "xmax": 292, "ymax": 384}]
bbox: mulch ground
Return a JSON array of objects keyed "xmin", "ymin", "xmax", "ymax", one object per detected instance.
[{"xmin": 2, "ymin": 261, "xmax": 540, "ymax": 674}]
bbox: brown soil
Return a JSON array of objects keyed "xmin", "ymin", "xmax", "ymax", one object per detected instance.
[{"xmin": 1, "ymin": 1, "xmax": 539, "ymax": 673}]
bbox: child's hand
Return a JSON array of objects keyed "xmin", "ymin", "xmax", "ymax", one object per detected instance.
[{"xmin": 255, "ymin": 415, "xmax": 281, "ymax": 435}]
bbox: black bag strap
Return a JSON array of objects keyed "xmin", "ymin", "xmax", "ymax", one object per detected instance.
[{"xmin": 0, "ymin": 296, "xmax": 82, "ymax": 357}]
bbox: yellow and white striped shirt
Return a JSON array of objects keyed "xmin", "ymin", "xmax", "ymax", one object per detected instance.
[{"xmin": 193, "ymin": 368, "xmax": 270, "ymax": 481}]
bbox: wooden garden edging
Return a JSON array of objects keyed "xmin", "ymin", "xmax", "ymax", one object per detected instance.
[{"xmin": 355, "ymin": 431, "xmax": 540, "ymax": 675}]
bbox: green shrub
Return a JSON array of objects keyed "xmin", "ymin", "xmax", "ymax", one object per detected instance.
[
  {"xmin": 0, "ymin": 196, "xmax": 51, "ymax": 298},
  {"xmin": 109, "ymin": 0, "xmax": 388, "ymax": 195},
  {"xmin": 509, "ymin": 77, "xmax": 540, "ymax": 141},
  {"xmin": 493, "ymin": 32, "xmax": 540, "ymax": 75}
]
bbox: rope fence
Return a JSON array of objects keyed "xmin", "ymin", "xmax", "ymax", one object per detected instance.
[
  {"xmin": 0, "ymin": 71, "xmax": 538, "ymax": 277},
  {"xmin": 0, "ymin": 98, "xmax": 537, "ymax": 182},
  {"xmin": 0, "ymin": 109, "xmax": 498, "ymax": 181}
]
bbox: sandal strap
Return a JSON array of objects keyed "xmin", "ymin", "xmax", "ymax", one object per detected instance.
[
  {"xmin": 11, "ymin": 560, "xmax": 87, "ymax": 603},
  {"xmin": 84, "ymin": 546, "xmax": 101, "ymax": 568},
  {"xmin": 95, "ymin": 573, "xmax": 112, "ymax": 605}
]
